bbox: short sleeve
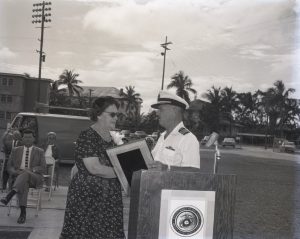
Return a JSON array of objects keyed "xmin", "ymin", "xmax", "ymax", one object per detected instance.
[
  {"xmin": 180, "ymin": 134, "xmax": 200, "ymax": 168},
  {"xmin": 75, "ymin": 129, "xmax": 97, "ymax": 174}
]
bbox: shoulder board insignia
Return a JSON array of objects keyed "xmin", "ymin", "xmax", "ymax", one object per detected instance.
[{"xmin": 178, "ymin": 127, "xmax": 190, "ymax": 135}]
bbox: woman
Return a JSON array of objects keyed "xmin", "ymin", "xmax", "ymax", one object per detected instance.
[
  {"xmin": 60, "ymin": 96, "xmax": 125, "ymax": 239},
  {"xmin": 42, "ymin": 132, "xmax": 60, "ymax": 191}
]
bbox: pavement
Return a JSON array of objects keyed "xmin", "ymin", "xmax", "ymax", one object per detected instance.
[
  {"xmin": 0, "ymin": 186, "xmax": 67, "ymax": 239},
  {"xmin": 0, "ymin": 186, "xmax": 131, "ymax": 239},
  {"xmin": 202, "ymin": 144, "xmax": 300, "ymax": 163}
]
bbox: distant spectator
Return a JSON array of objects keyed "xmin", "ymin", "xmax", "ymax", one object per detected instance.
[
  {"xmin": 42, "ymin": 132, "xmax": 60, "ymax": 191},
  {"xmin": 1, "ymin": 130, "xmax": 22, "ymax": 190}
]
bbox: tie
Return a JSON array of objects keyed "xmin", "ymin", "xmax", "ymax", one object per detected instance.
[{"xmin": 25, "ymin": 148, "xmax": 30, "ymax": 168}]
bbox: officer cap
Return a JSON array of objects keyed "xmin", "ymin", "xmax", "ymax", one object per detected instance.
[{"xmin": 151, "ymin": 90, "xmax": 189, "ymax": 110}]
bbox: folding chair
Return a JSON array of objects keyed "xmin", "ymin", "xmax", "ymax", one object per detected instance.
[
  {"xmin": 44, "ymin": 156, "xmax": 56, "ymax": 200},
  {"xmin": 7, "ymin": 186, "xmax": 43, "ymax": 217}
]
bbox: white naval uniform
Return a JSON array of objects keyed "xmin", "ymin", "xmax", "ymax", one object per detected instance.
[{"xmin": 152, "ymin": 122, "xmax": 200, "ymax": 169}]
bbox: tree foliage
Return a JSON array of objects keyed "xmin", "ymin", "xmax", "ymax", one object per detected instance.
[
  {"xmin": 58, "ymin": 69, "xmax": 83, "ymax": 97},
  {"xmin": 167, "ymin": 71, "xmax": 197, "ymax": 103}
]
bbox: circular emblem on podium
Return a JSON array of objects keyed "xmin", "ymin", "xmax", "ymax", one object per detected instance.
[{"xmin": 170, "ymin": 206, "xmax": 204, "ymax": 237}]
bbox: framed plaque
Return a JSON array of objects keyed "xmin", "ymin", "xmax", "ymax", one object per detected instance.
[{"xmin": 106, "ymin": 139, "xmax": 153, "ymax": 195}]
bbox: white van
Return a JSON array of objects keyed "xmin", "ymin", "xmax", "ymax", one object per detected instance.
[{"xmin": 2, "ymin": 112, "xmax": 92, "ymax": 163}]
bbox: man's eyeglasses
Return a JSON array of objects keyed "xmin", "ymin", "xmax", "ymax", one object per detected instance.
[{"xmin": 104, "ymin": 111, "xmax": 118, "ymax": 118}]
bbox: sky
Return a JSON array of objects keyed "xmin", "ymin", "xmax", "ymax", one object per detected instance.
[{"xmin": 1, "ymin": 0, "xmax": 300, "ymax": 113}]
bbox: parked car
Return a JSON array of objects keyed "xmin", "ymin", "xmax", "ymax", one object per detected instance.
[
  {"xmin": 280, "ymin": 141, "xmax": 296, "ymax": 153},
  {"xmin": 149, "ymin": 132, "xmax": 159, "ymax": 141},
  {"xmin": 222, "ymin": 137, "xmax": 236, "ymax": 148},
  {"xmin": 2, "ymin": 112, "xmax": 92, "ymax": 163},
  {"xmin": 200, "ymin": 136, "xmax": 210, "ymax": 145},
  {"xmin": 134, "ymin": 131, "xmax": 147, "ymax": 139},
  {"xmin": 120, "ymin": 130, "xmax": 131, "ymax": 137}
]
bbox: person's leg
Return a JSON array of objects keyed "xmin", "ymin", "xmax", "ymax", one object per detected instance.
[
  {"xmin": 2, "ymin": 169, "xmax": 9, "ymax": 190},
  {"xmin": 17, "ymin": 206, "xmax": 26, "ymax": 224},
  {"xmin": 45, "ymin": 165, "xmax": 52, "ymax": 192},
  {"xmin": 2, "ymin": 155, "xmax": 10, "ymax": 190},
  {"xmin": 0, "ymin": 189, "xmax": 16, "ymax": 205},
  {"xmin": 12, "ymin": 172, "xmax": 30, "ymax": 224}
]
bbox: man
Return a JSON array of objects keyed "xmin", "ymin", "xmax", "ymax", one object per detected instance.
[
  {"xmin": 2, "ymin": 130, "xmax": 22, "ymax": 190},
  {"xmin": 0, "ymin": 129, "xmax": 46, "ymax": 224},
  {"xmin": 150, "ymin": 90, "xmax": 200, "ymax": 170}
]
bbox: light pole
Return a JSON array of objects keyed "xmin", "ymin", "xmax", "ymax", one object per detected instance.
[
  {"xmin": 32, "ymin": 1, "xmax": 52, "ymax": 106},
  {"xmin": 160, "ymin": 36, "xmax": 172, "ymax": 90}
]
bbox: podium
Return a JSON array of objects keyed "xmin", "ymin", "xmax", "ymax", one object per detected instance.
[{"xmin": 128, "ymin": 170, "xmax": 236, "ymax": 239}]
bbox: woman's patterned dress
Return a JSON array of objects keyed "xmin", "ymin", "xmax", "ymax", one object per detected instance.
[{"xmin": 60, "ymin": 127, "xmax": 125, "ymax": 239}]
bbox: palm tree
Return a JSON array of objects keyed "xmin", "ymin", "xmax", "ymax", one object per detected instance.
[
  {"xmin": 167, "ymin": 71, "xmax": 197, "ymax": 103},
  {"xmin": 59, "ymin": 69, "xmax": 83, "ymax": 97},
  {"xmin": 49, "ymin": 80, "xmax": 67, "ymax": 106},
  {"xmin": 221, "ymin": 87, "xmax": 239, "ymax": 136},
  {"xmin": 262, "ymin": 80, "xmax": 296, "ymax": 136},
  {"xmin": 236, "ymin": 92, "xmax": 260, "ymax": 129},
  {"xmin": 202, "ymin": 86, "xmax": 223, "ymax": 132},
  {"xmin": 119, "ymin": 86, "xmax": 141, "ymax": 120}
]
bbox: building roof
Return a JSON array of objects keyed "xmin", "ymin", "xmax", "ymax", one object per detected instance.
[
  {"xmin": 80, "ymin": 86, "xmax": 123, "ymax": 98},
  {"xmin": 16, "ymin": 112, "xmax": 89, "ymax": 120},
  {"xmin": 0, "ymin": 72, "xmax": 52, "ymax": 82}
]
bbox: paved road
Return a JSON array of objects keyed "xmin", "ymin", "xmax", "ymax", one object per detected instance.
[{"xmin": 199, "ymin": 147, "xmax": 300, "ymax": 239}]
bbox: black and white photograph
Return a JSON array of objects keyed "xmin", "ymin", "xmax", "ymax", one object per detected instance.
[{"xmin": 0, "ymin": 0, "xmax": 299, "ymax": 238}]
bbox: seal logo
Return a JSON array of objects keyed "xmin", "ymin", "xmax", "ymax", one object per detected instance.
[{"xmin": 170, "ymin": 205, "xmax": 204, "ymax": 237}]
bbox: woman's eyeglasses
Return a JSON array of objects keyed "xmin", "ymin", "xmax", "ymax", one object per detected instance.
[{"xmin": 104, "ymin": 111, "xmax": 118, "ymax": 118}]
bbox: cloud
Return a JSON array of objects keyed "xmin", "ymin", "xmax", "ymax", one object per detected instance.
[
  {"xmin": 0, "ymin": 47, "xmax": 17, "ymax": 59},
  {"xmin": 82, "ymin": 0, "xmax": 296, "ymax": 51},
  {"xmin": 57, "ymin": 51, "xmax": 76, "ymax": 56}
]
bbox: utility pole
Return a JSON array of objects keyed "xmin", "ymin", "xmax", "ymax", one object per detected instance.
[
  {"xmin": 88, "ymin": 89, "xmax": 94, "ymax": 107},
  {"xmin": 32, "ymin": 1, "xmax": 52, "ymax": 107},
  {"xmin": 160, "ymin": 36, "xmax": 172, "ymax": 90}
]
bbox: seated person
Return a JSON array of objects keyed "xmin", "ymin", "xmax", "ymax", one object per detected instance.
[
  {"xmin": 0, "ymin": 129, "xmax": 46, "ymax": 224},
  {"xmin": 42, "ymin": 132, "xmax": 60, "ymax": 191},
  {"xmin": 1, "ymin": 130, "xmax": 22, "ymax": 190}
]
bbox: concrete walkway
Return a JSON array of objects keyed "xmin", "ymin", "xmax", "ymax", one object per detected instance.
[
  {"xmin": 0, "ymin": 186, "xmax": 130, "ymax": 239},
  {"xmin": 0, "ymin": 186, "xmax": 67, "ymax": 239}
]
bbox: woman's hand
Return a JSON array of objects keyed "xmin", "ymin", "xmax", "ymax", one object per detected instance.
[
  {"xmin": 83, "ymin": 157, "xmax": 117, "ymax": 178},
  {"xmin": 96, "ymin": 167, "xmax": 116, "ymax": 178}
]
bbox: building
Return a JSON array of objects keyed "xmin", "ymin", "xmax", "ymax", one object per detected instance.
[{"xmin": 0, "ymin": 72, "xmax": 52, "ymax": 129}]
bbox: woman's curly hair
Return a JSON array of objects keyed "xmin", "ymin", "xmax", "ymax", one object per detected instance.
[{"xmin": 89, "ymin": 96, "xmax": 120, "ymax": 122}]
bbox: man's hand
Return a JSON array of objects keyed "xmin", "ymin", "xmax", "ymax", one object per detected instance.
[
  {"xmin": 23, "ymin": 168, "xmax": 35, "ymax": 175},
  {"xmin": 148, "ymin": 161, "xmax": 167, "ymax": 170}
]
